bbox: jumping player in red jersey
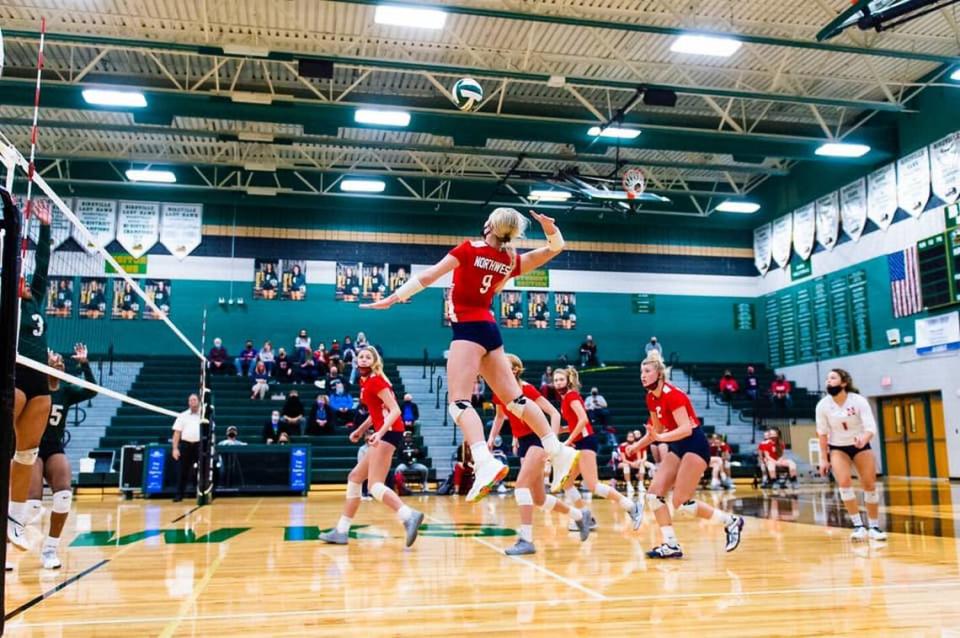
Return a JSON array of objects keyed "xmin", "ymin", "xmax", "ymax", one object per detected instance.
[
  {"xmin": 554, "ymin": 367, "xmax": 643, "ymax": 531},
  {"xmin": 630, "ymin": 352, "xmax": 744, "ymax": 558},
  {"xmin": 362, "ymin": 208, "xmax": 579, "ymax": 502},
  {"xmin": 318, "ymin": 347, "xmax": 424, "ymax": 547},
  {"xmin": 487, "ymin": 354, "xmax": 591, "ymax": 555}
]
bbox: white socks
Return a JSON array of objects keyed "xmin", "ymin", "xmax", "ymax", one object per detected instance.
[
  {"xmin": 42, "ymin": 536, "xmax": 60, "ymax": 551},
  {"xmin": 710, "ymin": 508, "xmax": 734, "ymax": 526},
  {"xmin": 593, "ymin": 483, "xmax": 633, "ymax": 510},
  {"xmin": 396, "ymin": 505, "xmax": 413, "ymax": 523},
  {"xmin": 567, "ymin": 507, "xmax": 583, "ymax": 522},
  {"xmin": 470, "ymin": 442, "xmax": 494, "ymax": 466},
  {"xmin": 850, "ymin": 513, "xmax": 864, "ymax": 527},
  {"xmin": 335, "ymin": 516, "xmax": 352, "ymax": 534},
  {"xmin": 519, "ymin": 525, "xmax": 533, "ymax": 542},
  {"xmin": 661, "ymin": 525, "xmax": 678, "ymax": 546},
  {"xmin": 868, "ymin": 518, "xmax": 879, "ymax": 528},
  {"xmin": 540, "ymin": 433, "xmax": 562, "ymax": 457}
]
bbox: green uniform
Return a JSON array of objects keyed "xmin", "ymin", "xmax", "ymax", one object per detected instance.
[
  {"xmin": 42, "ymin": 362, "xmax": 97, "ymax": 448},
  {"xmin": 18, "ymin": 223, "xmax": 50, "ymax": 363}
]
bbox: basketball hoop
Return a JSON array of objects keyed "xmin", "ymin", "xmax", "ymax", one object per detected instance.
[{"xmin": 622, "ymin": 168, "xmax": 646, "ymax": 200}]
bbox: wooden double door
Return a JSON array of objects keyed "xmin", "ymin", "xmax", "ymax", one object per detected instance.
[{"xmin": 879, "ymin": 393, "xmax": 947, "ymax": 478}]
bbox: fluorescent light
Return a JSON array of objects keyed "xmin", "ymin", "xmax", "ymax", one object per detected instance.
[
  {"xmin": 375, "ymin": 5, "xmax": 447, "ymax": 29},
  {"xmin": 587, "ymin": 126, "xmax": 641, "ymax": 140},
  {"xmin": 341, "ymin": 179, "xmax": 386, "ymax": 193},
  {"xmin": 529, "ymin": 190, "xmax": 572, "ymax": 202},
  {"xmin": 716, "ymin": 200, "xmax": 760, "ymax": 214},
  {"xmin": 230, "ymin": 91, "xmax": 274, "ymax": 105},
  {"xmin": 82, "ymin": 89, "xmax": 147, "ymax": 108},
  {"xmin": 815, "ymin": 142, "xmax": 871, "ymax": 158},
  {"xmin": 222, "ymin": 43, "xmax": 271, "ymax": 58},
  {"xmin": 950, "ymin": 68, "xmax": 960, "ymax": 81},
  {"xmin": 243, "ymin": 162, "xmax": 278, "ymax": 172},
  {"xmin": 245, "ymin": 187, "xmax": 278, "ymax": 197},
  {"xmin": 354, "ymin": 109, "xmax": 411, "ymax": 127},
  {"xmin": 125, "ymin": 169, "xmax": 176, "ymax": 183},
  {"xmin": 671, "ymin": 34, "xmax": 742, "ymax": 58}
]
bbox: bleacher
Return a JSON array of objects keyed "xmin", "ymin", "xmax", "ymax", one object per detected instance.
[{"xmin": 85, "ymin": 356, "xmax": 435, "ymax": 487}]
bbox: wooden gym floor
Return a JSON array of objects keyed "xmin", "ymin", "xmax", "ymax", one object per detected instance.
[{"xmin": 4, "ymin": 479, "xmax": 960, "ymax": 636}]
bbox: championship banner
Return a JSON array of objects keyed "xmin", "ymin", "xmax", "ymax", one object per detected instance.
[
  {"xmin": 815, "ymin": 191, "xmax": 840, "ymax": 251},
  {"xmin": 896, "ymin": 147, "xmax": 930, "ymax": 219},
  {"xmin": 771, "ymin": 213, "xmax": 793, "ymax": 269},
  {"xmin": 840, "ymin": 178, "xmax": 867, "ymax": 241},
  {"xmin": 21, "ymin": 196, "xmax": 72, "ymax": 249},
  {"xmin": 117, "ymin": 200, "xmax": 161, "ymax": 258},
  {"xmin": 753, "ymin": 222, "xmax": 772, "ymax": 275},
  {"xmin": 159, "ymin": 203, "xmax": 204, "ymax": 260},
  {"xmin": 792, "ymin": 203, "xmax": 816, "ymax": 260},
  {"xmin": 867, "ymin": 163, "xmax": 897, "ymax": 230},
  {"xmin": 930, "ymin": 131, "xmax": 960, "ymax": 205},
  {"xmin": 72, "ymin": 199, "xmax": 118, "ymax": 254}
]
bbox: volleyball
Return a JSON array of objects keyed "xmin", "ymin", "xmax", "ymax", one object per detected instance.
[{"xmin": 452, "ymin": 78, "xmax": 484, "ymax": 111}]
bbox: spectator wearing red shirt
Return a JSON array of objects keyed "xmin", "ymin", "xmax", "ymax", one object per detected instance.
[
  {"xmin": 708, "ymin": 434, "xmax": 734, "ymax": 490},
  {"xmin": 616, "ymin": 431, "xmax": 646, "ymax": 497},
  {"xmin": 718, "ymin": 370, "xmax": 740, "ymax": 402},
  {"xmin": 770, "ymin": 374, "xmax": 793, "ymax": 418},
  {"xmin": 758, "ymin": 427, "xmax": 797, "ymax": 487}
]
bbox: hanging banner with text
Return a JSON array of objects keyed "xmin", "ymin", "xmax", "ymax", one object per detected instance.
[
  {"xmin": 160, "ymin": 203, "xmax": 204, "ymax": 260},
  {"xmin": 792, "ymin": 203, "xmax": 816, "ymax": 260},
  {"xmin": 753, "ymin": 223, "xmax": 772, "ymax": 275},
  {"xmin": 896, "ymin": 147, "xmax": 930, "ymax": 219},
  {"xmin": 867, "ymin": 163, "xmax": 897, "ymax": 230},
  {"xmin": 930, "ymin": 131, "xmax": 960, "ymax": 205},
  {"xmin": 117, "ymin": 200, "xmax": 161, "ymax": 258},
  {"xmin": 815, "ymin": 191, "xmax": 840, "ymax": 251},
  {"xmin": 840, "ymin": 178, "xmax": 868, "ymax": 241},
  {"xmin": 72, "ymin": 199, "xmax": 118, "ymax": 255},
  {"xmin": 771, "ymin": 213, "xmax": 793, "ymax": 269}
]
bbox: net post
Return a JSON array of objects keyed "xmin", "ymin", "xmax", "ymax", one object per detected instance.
[{"xmin": 197, "ymin": 308, "xmax": 214, "ymax": 505}]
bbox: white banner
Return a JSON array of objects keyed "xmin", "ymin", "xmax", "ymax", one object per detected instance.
[
  {"xmin": 753, "ymin": 223, "xmax": 772, "ymax": 276},
  {"xmin": 840, "ymin": 178, "xmax": 867, "ymax": 241},
  {"xmin": 771, "ymin": 213, "xmax": 793, "ymax": 269},
  {"xmin": 792, "ymin": 203, "xmax": 816, "ymax": 260},
  {"xmin": 18, "ymin": 196, "xmax": 71, "ymax": 250},
  {"xmin": 930, "ymin": 132, "xmax": 960, "ymax": 205},
  {"xmin": 117, "ymin": 200, "xmax": 160, "ymax": 258},
  {"xmin": 896, "ymin": 147, "xmax": 930, "ymax": 218},
  {"xmin": 72, "ymin": 199, "xmax": 117, "ymax": 254},
  {"xmin": 915, "ymin": 311, "xmax": 960, "ymax": 356},
  {"xmin": 815, "ymin": 191, "xmax": 840, "ymax": 251},
  {"xmin": 867, "ymin": 163, "xmax": 897, "ymax": 230},
  {"xmin": 160, "ymin": 203, "xmax": 204, "ymax": 260}
]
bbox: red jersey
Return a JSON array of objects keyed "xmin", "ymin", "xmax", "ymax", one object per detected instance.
[
  {"xmin": 560, "ymin": 390, "xmax": 593, "ymax": 442},
  {"xmin": 646, "ymin": 383, "xmax": 700, "ymax": 432},
  {"xmin": 492, "ymin": 382, "xmax": 542, "ymax": 439},
  {"xmin": 709, "ymin": 440, "xmax": 731, "ymax": 457},
  {"xmin": 618, "ymin": 442, "xmax": 643, "ymax": 462},
  {"xmin": 757, "ymin": 439, "xmax": 782, "ymax": 460},
  {"xmin": 448, "ymin": 240, "xmax": 522, "ymax": 323},
  {"xmin": 360, "ymin": 374, "xmax": 402, "ymax": 433}
]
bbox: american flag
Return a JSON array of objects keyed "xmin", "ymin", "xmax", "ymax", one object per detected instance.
[{"xmin": 888, "ymin": 245, "xmax": 922, "ymax": 318}]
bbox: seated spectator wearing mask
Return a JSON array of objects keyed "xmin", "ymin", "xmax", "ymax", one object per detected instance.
[
  {"xmin": 235, "ymin": 340, "xmax": 257, "ymax": 376},
  {"xmin": 324, "ymin": 365, "xmax": 345, "ymax": 392},
  {"xmin": 251, "ymin": 361, "xmax": 271, "ymax": 400},
  {"xmin": 400, "ymin": 394, "xmax": 419, "ymax": 430},
  {"xmin": 257, "ymin": 340, "xmax": 275, "ymax": 376},
  {"xmin": 584, "ymin": 387, "xmax": 609, "ymax": 426},
  {"xmin": 395, "ymin": 431, "xmax": 429, "ymax": 491},
  {"xmin": 307, "ymin": 394, "xmax": 333, "ymax": 435},
  {"xmin": 219, "ymin": 426, "xmax": 246, "ymax": 446},
  {"xmin": 274, "ymin": 347, "xmax": 294, "ymax": 383},
  {"xmin": 579, "ymin": 335, "xmax": 600, "ymax": 368},
  {"xmin": 281, "ymin": 390, "xmax": 305, "ymax": 435},
  {"xmin": 718, "ymin": 370, "xmax": 740, "ymax": 402},
  {"xmin": 263, "ymin": 410, "xmax": 284, "ymax": 444},
  {"xmin": 328, "ymin": 382, "xmax": 355, "ymax": 428},
  {"xmin": 294, "ymin": 329, "xmax": 311, "ymax": 363},
  {"xmin": 208, "ymin": 338, "xmax": 231, "ymax": 375},
  {"xmin": 744, "ymin": 366, "xmax": 759, "ymax": 401}
]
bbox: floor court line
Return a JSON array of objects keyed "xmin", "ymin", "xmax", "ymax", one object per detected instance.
[
  {"xmin": 12, "ymin": 578, "xmax": 960, "ymax": 630},
  {"xmin": 157, "ymin": 552, "xmax": 227, "ymax": 638}
]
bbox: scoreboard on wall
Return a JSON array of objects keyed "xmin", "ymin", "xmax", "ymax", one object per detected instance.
[{"xmin": 917, "ymin": 205, "xmax": 960, "ymax": 310}]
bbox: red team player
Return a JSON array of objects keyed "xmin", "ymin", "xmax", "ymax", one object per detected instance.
[
  {"xmin": 487, "ymin": 354, "xmax": 591, "ymax": 555},
  {"xmin": 631, "ymin": 351, "xmax": 744, "ymax": 558},
  {"xmin": 363, "ymin": 208, "xmax": 579, "ymax": 502},
  {"xmin": 319, "ymin": 347, "xmax": 424, "ymax": 548}
]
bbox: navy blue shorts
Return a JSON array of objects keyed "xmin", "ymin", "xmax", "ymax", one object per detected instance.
[
  {"xmin": 666, "ymin": 427, "xmax": 711, "ymax": 464},
  {"xmin": 829, "ymin": 442, "xmax": 872, "ymax": 459},
  {"xmin": 381, "ymin": 430, "xmax": 404, "ymax": 449},
  {"xmin": 517, "ymin": 434, "xmax": 542, "ymax": 459},
  {"xmin": 451, "ymin": 321, "xmax": 503, "ymax": 352},
  {"xmin": 574, "ymin": 434, "xmax": 599, "ymax": 453}
]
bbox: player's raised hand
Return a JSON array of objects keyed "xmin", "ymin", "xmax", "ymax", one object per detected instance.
[
  {"xmin": 72, "ymin": 343, "xmax": 88, "ymax": 363},
  {"xmin": 529, "ymin": 210, "xmax": 557, "ymax": 235}
]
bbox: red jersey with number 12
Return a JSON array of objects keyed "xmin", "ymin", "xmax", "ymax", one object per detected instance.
[
  {"xmin": 646, "ymin": 383, "xmax": 700, "ymax": 432},
  {"xmin": 448, "ymin": 240, "xmax": 522, "ymax": 323}
]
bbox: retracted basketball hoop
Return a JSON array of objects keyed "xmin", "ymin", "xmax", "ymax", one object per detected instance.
[{"xmin": 622, "ymin": 168, "xmax": 646, "ymax": 200}]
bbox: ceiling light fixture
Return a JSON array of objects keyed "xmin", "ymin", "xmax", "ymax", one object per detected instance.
[
  {"xmin": 82, "ymin": 89, "xmax": 147, "ymax": 108},
  {"xmin": 374, "ymin": 5, "xmax": 447, "ymax": 29},
  {"xmin": 815, "ymin": 142, "xmax": 871, "ymax": 158},
  {"xmin": 125, "ymin": 169, "xmax": 176, "ymax": 183},
  {"xmin": 716, "ymin": 200, "xmax": 760, "ymax": 214},
  {"xmin": 354, "ymin": 109, "xmax": 411, "ymax": 127},
  {"xmin": 587, "ymin": 126, "xmax": 641, "ymax": 140},
  {"xmin": 670, "ymin": 34, "xmax": 742, "ymax": 58},
  {"xmin": 341, "ymin": 179, "xmax": 386, "ymax": 193}
]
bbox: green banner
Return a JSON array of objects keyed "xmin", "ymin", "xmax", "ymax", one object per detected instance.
[
  {"xmin": 106, "ymin": 254, "xmax": 148, "ymax": 274},
  {"xmin": 733, "ymin": 302, "xmax": 755, "ymax": 330},
  {"xmin": 632, "ymin": 293, "xmax": 655, "ymax": 314},
  {"xmin": 513, "ymin": 269, "xmax": 549, "ymax": 288},
  {"xmin": 791, "ymin": 258, "xmax": 812, "ymax": 281}
]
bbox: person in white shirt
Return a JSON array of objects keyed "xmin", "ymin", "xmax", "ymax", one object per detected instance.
[
  {"xmin": 171, "ymin": 394, "xmax": 202, "ymax": 502},
  {"xmin": 815, "ymin": 369, "xmax": 886, "ymax": 542},
  {"xmin": 584, "ymin": 387, "xmax": 609, "ymax": 426}
]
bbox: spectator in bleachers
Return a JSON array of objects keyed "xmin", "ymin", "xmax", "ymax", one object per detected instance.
[
  {"xmin": 219, "ymin": 425, "xmax": 246, "ymax": 446},
  {"xmin": 401, "ymin": 394, "xmax": 419, "ymax": 430},
  {"xmin": 277, "ymin": 432, "xmax": 290, "ymax": 445},
  {"xmin": 341, "ymin": 335, "xmax": 356, "ymax": 383},
  {"xmin": 307, "ymin": 394, "xmax": 333, "ymax": 435},
  {"xmin": 296, "ymin": 351, "xmax": 318, "ymax": 384},
  {"xmin": 329, "ymin": 382, "xmax": 355, "ymax": 428},
  {"xmin": 355, "ymin": 331, "xmax": 369, "ymax": 352},
  {"xmin": 257, "ymin": 340, "xmax": 275, "ymax": 375},
  {"xmin": 313, "ymin": 343, "xmax": 330, "ymax": 377},
  {"xmin": 208, "ymin": 337, "xmax": 231, "ymax": 375},
  {"xmin": 295, "ymin": 329, "xmax": 311, "ymax": 362},
  {"xmin": 644, "ymin": 336, "xmax": 662, "ymax": 357},
  {"xmin": 617, "ymin": 431, "xmax": 646, "ymax": 497},
  {"xmin": 328, "ymin": 339, "xmax": 342, "ymax": 368},
  {"xmin": 758, "ymin": 427, "xmax": 797, "ymax": 487},
  {"xmin": 471, "ymin": 376, "xmax": 486, "ymax": 411},
  {"xmin": 281, "ymin": 390, "xmax": 305, "ymax": 435},
  {"xmin": 250, "ymin": 361, "xmax": 271, "ymax": 400},
  {"xmin": 263, "ymin": 410, "xmax": 283, "ymax": 444},
  {"xmin": 235, "ymin": 340, "xmax": 257, "ymax": 376},
  {"xmin": 708, "ymin": 433, "xmax": 734, "ymax": 490},
  {"xmin": 770, "ymin": 374, "xmax": 793, "ymax": 416},
  {"xmin": 744, "ymin": 366, "xmax": 759, "ymax": 401},
  {"xmin": 274, "ymin": 347, "xmax": 294, "ymax": 383},
  {"xmin": 539, "ymin": 366, "xmax": 554, "ymax": 398},
  {"xmin": 718, "ymin": 370, "xmax": 740, "ymax": 402},
  {"xmin": 324, "ymin": 365, "xmax": 345, "ymax": 392},
  {"xmin": 396, "ymin": 431, "xmax": 429, "ymax": 491},
  {"xmin": 579, "ymin": 335, "xmax": 600, "ymax": 368},
  {"xmin": 584, "ymin": 387, "xmax": 610, "ymax": 426}
]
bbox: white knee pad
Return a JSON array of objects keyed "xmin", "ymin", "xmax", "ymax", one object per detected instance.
[
  {"xmin": 863, "ymin": 489, "xmax": 880, "ymax": 504},
  {"xmin": 52, "ymin": 490, "xmax": 72, "ymax": 514},
  {"xmin": 676, "ymin": 500, "xmax": 698, "ymax": 519},
  {"xmin": 593, "ymin": 484, "xmax": 612, "ymax": 498},
  {"xmin": 447, "ymin": 400, "xmax": 472, "ymax": 425},
  {"xmin": 13, "ymin": 448, "xmax": 38, "ymax": 466},
  {"xmin": 838, "ymin": 486, "xmax": 856, "ymax": 502},
  {"xmin": 541, "ymin": 495, "xmax": 558, "ymax": 512},
  {"xmin": 646, "ymin": 492, "xmax": 667, "ymax": 512},
  {"xmin": 514, "ymin": 487, "xmax": 534, "ymax": 506},
  {"xmin": 564, "ymin": 487, "xmax": 580, "ymax": 503},
  {"xmin": 370, "ymin": 482, "xmax": 389, "ymax": 502},
  {"xmin": 506, "ymin": 395, "xmax": 528, "ymax": 418},
  {"xmin": 345, "ymin": 481, "xmax": 362, "ymax": 499}
]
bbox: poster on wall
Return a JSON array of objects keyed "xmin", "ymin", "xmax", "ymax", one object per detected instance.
[
  {"xmin": 442, "ymin": 288, "xmax": 454, "ymax": 327},
  {"xmin": 840, "ymin": 178, "xmax": 868, "ymax": 241},
  {"xmin": 867, "ymin": 163, "xmax": 897, "ymax": 230},
  {"xmin": 499, "ymin": 291, "xmax": 524, "ymax": 328},
  {"xmin": 896, "ymin": 147, "xmax": 930, "ymax": 218},
  {"xmin": 771, "ymin": 213, "xmax": 793, "ymax": 269},
  {"xmin": 930, "ymin": 132, "xmax": 960, "ymax": 205},
  {"xmin": 117, "ymin": 200, "xmax": 160, "ymax": 258},
  {"xmin": 527, "ymin": 291, "xmax": 550, "ymax": 329},
  {"xmin": 753, "ymin": 223, "xmax": 772, "ymax": 275},
  {"xmin": 554, "ymin": 292, "xmax": 577, "ymax": 330},
  {"xmin": 111, "ymin": 279, "xmax": 140, "ymax": 320},
  {"xmin": 815, "ymin": 192, "xmax": 840, "ymax": 251},
  {"xmin": 792, "ymin": 203, "xmax": 816, "ymax": 260},
  {"xmin": 281, "ymin": 260, "xmax": 307, "ymax": 301},
  {"xmin": 160, "ymin": 203, "xmax": 203, "ymax": 260},
  {"xmin": 46, "ymin": 277, "xmax": 74, "ymax": 318},
  {"xmin": 335, "ymin": 262, "xmax": 362, "ymax": 302},
  {"xmin": 79, "ymin": 278, "xmax": 107, "ymax": 319},
  {"xmin": 388, "ymin": 264, "xmax": 412, "ymax": 303},
  {"xmin": 253, "ymin": 258, "xmax": 280, "ymax": 300},
  {"xmin": 362, "ymin": 262, "xmax": 388, "ymax": 302},
  {"xmin": 143, "ymin": 279, "xmax": 171, "ymax": 320},
  {"xmin": 72, "ymin": 199, "xmax": 117, "ymax": 255}
]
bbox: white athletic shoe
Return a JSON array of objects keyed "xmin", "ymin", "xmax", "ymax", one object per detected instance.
[
  {"xmin": 466, "ymin": 458, "xmax": 509, "ymax": 503},
  {"xmin": 630, "ymin": 500, "xmax": 645, "ymax": 530},
  {"xmin": 5, "ymin": 560, "xmax": 13, "ymax": 571},
  {"xmin": 868, "ymin": 526, "xmax": 887, "ymax": 542},
  {"xmin": 710, "ymin": 479, "xmax": 722, "ymax": 490},
  {"xmin": 41, "ymin": 547, "xmax": 62, "ymax": 570},
  {"xmin": 549, "ymin": 446, "xmax": 579, "ymax": 493},
  {"xmin": 7, "ymin": 517, "xmax": 29, "ymax": 551},
  {"xmin": 850, "ymin": 526, "xmax": 868, "ymax": 542},
  {"xmin": 626, "ymin": 484, "xmax": 635, "ymax": 497},
  {"xmin": 26, "ymin": 505, "xmax": 44, "ymax": 526}
]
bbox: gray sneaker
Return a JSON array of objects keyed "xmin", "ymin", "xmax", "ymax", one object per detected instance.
[
  {"xmin": 574, "ymin": 509, "xmax": 592, "ymax": 542},
  {"xmin": 404, "ymin": 510, "xmax": 425, "ymax": 548},
  {"xmin": 505, "ymin": 539, "xmax": 536, "ymax": 556},
  {"xmin": 318, "ymin": 529, "xmax": 349, "ymax": 545}
]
